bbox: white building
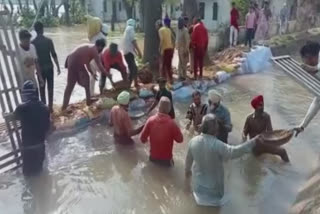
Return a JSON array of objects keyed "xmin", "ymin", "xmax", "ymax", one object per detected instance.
[
  {"xmin": 87, "ymin": 0, "xmax": 129, "ymax": 22},
  {"xmin": 198, "ymin": 0, "xmax": 232, "ymax": 31}
]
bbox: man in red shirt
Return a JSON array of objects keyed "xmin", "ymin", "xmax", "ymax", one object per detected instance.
[
  {"xmin": 230, "ymin": 2, "xmax": 240, "ymax": 47},
  {"xmin": 191, "ymin": 18, "xmax": 209, "ymax": 80},
  {"xmin": 101, "ymin": 43, "xmax": 127, "ymax": 94},
  {"xmin": 140, "ymin": 97, "xmax": 183, "ymax": 167}
]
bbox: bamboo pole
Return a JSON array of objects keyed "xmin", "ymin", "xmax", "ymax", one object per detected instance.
[{"xmin": 0, "ymin": 15, "xmax": 20, "ymax": 107}]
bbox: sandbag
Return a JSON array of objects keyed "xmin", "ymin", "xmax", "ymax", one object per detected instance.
[
  {"xmin": 215, "ymin": 71, "xmax": 231, "ymax": 83},
  {"xmin": 87, "ymin": 16, "xmax": 102, "ymax": 41},
  {"xmin": 242, "ymin": 46, "xmax": 272, "ymax": 74},
  {"xmin": 193, "ymin": 81, "xmax": 208, "ymax": 94},
  {"xmin": 97, "ymin": 98, "xmax": 117, "ymax": 110},
  {"xmin": 173, "ymin": 86, "xmax": 194, "ymax": 101},
  {"xmin": 218, "ymin": 63, "xmax": 238, "ymax": 73},
  {"xmin": 139, "ymin": 88, "xmax": 154, "ymax": 98},
  {"xmin": 172, "ymin": 82, "xmax": 184, "ymax": 90},
  {"xmin": 129, "ymin": 98, "xmax": 146, "ymax": 111}
]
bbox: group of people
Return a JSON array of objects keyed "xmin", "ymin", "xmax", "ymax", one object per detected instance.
[
  {"xmin": 89, "ymin": 40, "xmax": 320, "ymax": 205},
  {"xmin": 156, "ymin": 15, "xmax": 209, "ymax": 82},
  {"xmin": 10, "ymin": 8, "xmax": 320, "ymax": 206},
  {"xmin": 230, "ymin": 1, "xmax": 272, "ymax": 49}
]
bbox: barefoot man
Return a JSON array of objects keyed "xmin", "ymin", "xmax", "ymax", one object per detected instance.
[{"xmin": 61, "ymin": 39, "xmax": 107, "ymax": 111}]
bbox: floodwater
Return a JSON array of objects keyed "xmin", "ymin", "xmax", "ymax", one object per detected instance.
[{"xmin": 1, "ymin": 26, "xmax": 320, "ymax": 214}]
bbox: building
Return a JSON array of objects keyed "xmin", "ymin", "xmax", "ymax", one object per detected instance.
[
  {"xmin": 198, "ymin": 0, "xmax": 231, "ymax": 31},
  {"xmin": 87, "ymin": 0, "xmax": 129, "ymax": 22}
]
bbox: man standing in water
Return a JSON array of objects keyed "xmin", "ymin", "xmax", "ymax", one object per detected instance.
[
  {"xmin": 110, "ymin": 91, "xmax": 144, "ymax": 144},
  {"xmin": 185, "ymin": 114, "xmax": 263, "ymax": 206},
  {"xmin": 243, "ymin": 95, "xmax": 289, "ymax": 162},
  {"xmin": 61, "ymin": 39, "xmax": 107, "ymax": 111},
  {"xmin": 295, "ymin": 42, "xmax": 320, "ymax": 136},
  {"xmin": 141, "ymin": 97, "xmax": 183, "ymax": 167},
  {"xmin": 147, "ymin": 77, "xmax": 175, "ymax": 119},
  {"xmin": 15, "ymin": 81, "xmax": 50, "ymax": 176},
  {"xmin": 186, "ymin": 91, "xmax": 208, "ymax": 132},
  {"xmin": 207, "ymin": 90, "xmax": 232, "ymax": 143},
  {"xmin": 32, "ymin": 21, "xmax": 61, "ymax": 113}
]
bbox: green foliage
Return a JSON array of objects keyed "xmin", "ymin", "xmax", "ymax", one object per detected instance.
[
  {"xmin": 70, "ymin": 0, "xmax": 86, "ymax": 24},
  {"xmin": 19, "ymin": 9, "xmax": 59, "ymax": 28},
  {"xmin": 233, "ymin": 0, "xmax": 250, "ymax": 25}
]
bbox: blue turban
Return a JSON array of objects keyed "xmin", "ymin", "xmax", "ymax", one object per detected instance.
[{"xmin": 21, "ymin": 80, "xmax": 39, "ymax": 103}]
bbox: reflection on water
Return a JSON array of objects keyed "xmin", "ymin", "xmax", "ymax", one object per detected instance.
[{"xmin": 1, "ymin": 27, "xmax": 320, "ymax": 213}]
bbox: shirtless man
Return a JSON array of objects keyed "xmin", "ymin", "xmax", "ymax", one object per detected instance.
[{"xmin": 61, "ymin": 39, "xmax": 107, "ymax": 111}]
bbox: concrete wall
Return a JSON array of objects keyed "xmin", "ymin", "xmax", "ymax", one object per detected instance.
[
  {"xmin": 199, "ymin": 0, "xmax": 231, "ymax": 32},
  {"xmin": 88, "ymin": 0, "xmax": 127, "ymax": 22}
]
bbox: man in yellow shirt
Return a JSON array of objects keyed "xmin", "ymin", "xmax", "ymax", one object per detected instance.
[{"xmin": 158, "ymin": 18, "xmax": 174, "ymax": 83}]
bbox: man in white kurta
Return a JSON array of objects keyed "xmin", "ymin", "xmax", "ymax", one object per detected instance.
[{"xmin": 185, "ymin": 114, "xmax": 262, "ymax": 206}]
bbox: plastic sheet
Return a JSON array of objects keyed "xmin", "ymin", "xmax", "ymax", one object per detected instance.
[
  {"xmin": 139, "ymin": 88, "xmax": 154, "ymax": 98},
  {"xmin": 129, "ymin": 98, "xmax": 146, "ymax": 111},
  {"xmin": 172, "ymin": 82, "xmax": 184, "ymax": 90},
  {"xmin": 173, "ymin": 85, "xmax": 194, "ymax": 101},
  {"xmin": 215, "ymin": 71, "xmax": 231, "ymax": 83},
  {"xmin": 242, "ymin": 46, "xmax": 272, "ymax": 74},
  {"xmin": 97, "ymin": 98, "xmax": 117, "ymax": 110}
]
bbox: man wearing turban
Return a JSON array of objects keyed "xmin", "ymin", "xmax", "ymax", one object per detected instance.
[
  {"xmin": 242, "ymin": 95, "xmax": 289, "ymax": 162},
  {"xmin": 110, "ymin": 91, "xmax": 144, "ymax": 143},
  {"xmin": 207, "ymin": 90, "xmax": 232, "ymax": 143}
]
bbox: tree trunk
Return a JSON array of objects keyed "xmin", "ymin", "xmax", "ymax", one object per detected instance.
[
  {"xmin": 123, "ymin": 0, "xmax": 133, "ymax": 19},
  {"xmin": 64, "ymin": 0, "xmax": 71, "ymax": 25},
  {"xmin": 183, "ymin": 0, "xmax": 198, "ymax": 22},
  {"xmin": 39, "ymin": 0, "xmax": 49, "ymax": 17},
  {"xmin": 8, "ymin": 0, "xmax": 14, "ymax": 15},
  {"xmin": 111, "ymin": 0, "xmax": 117, "ymax": 31},
  {"xmin": 296, "ymin": 0, "xmax": 320, "ymax": 31},
  {"xmin": 25, "ymin": 0, "xmax": 29, "ymax": 11},
  {"xmin": 17, "ymin": 0, "xmax": 23, "ymax": 12},
  {"xmin": 50, "ymin": 0, "xmax": 55, "ymax": 15},
  {"xmin": 53, "ymin": 3, "xmax": 63, "ymax": 17},
  {"xmin": 143, "ymin": 0, "xmax": 162, "ymax": 71},
  {"xmin": 33, "ymin": 0, "xmax": 38, "ymax": 11}
]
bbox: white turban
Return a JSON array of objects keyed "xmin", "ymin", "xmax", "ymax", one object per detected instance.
[
  {"xmin": 117, "ymin": 91, "xmax": 130, "ymax": 105},
  {"xmin": 101, "ymin": 24, "xmax": 108, "ymax": 34},
  {"xmin": 208, "ymin": 90, "xmax": 222, "ymax": 104}
]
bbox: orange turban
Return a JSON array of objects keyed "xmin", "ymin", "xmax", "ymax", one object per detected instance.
[{"xmin": 251, "ymin": 95, "xmax": 264, "ymax": 109}]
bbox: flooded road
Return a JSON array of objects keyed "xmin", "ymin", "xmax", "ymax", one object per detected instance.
[{"xmin": 1, "ymin": 26, "xmax": 320, "ymax": 214}]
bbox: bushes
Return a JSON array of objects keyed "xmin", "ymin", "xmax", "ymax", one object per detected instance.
[
  {"xmin": 233, "ymin": 0, "xmax": 250, "ymax": 25},
  {"xmin": 19, "ymin": 9, "xmax": 59, "ymax": 28}
]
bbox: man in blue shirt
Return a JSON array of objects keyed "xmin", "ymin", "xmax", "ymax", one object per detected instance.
[{"xmin": 207, "ymin": 90, "xmax": 232, "ymax": 143}]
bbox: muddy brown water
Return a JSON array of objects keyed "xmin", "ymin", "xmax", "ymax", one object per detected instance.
[{"xmin": 1, "ymin": 26, "xmax": 320, "ymax": 214}]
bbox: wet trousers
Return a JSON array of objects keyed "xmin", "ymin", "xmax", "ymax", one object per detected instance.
[
  {"xmin": 22, "ymin": 143, "xmax": 45, "ymax": 176},
  {"xmin": 161, "ymin": 49, "xmax": 174, "ymax": 82},
  {"xmin": 193, "ymin": 47, "xmax": 206, "ymax": 79},
  {"xmin": 38, "ymin": 67, "xmax": 54, "ymax": 111}
]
